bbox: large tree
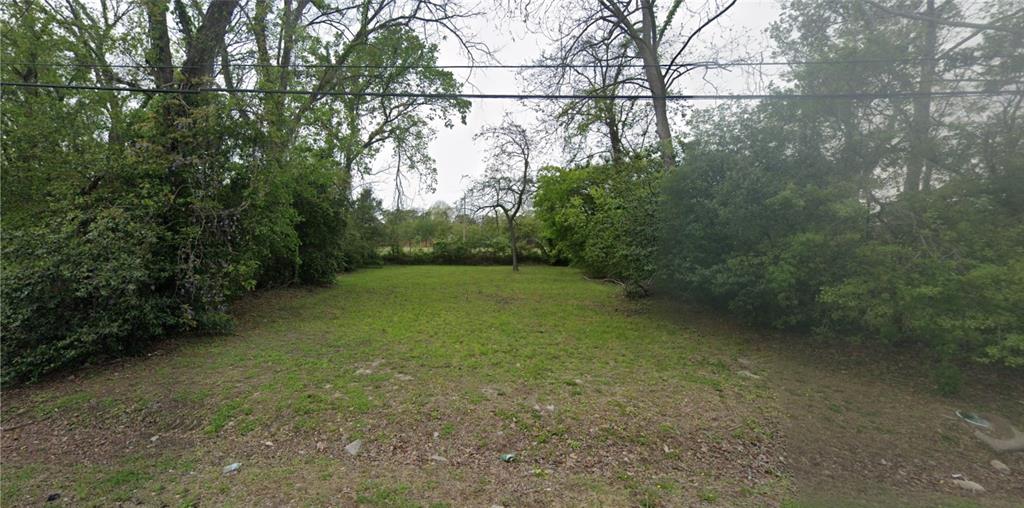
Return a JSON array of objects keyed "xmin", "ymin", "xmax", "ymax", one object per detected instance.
[{"xmin": 510, "ymin": 0, "xmax": 739, "ymax": 170}]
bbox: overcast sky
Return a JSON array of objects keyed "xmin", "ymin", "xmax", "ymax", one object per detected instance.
[{"xmin": 360, "ymin": 1, "xmax": 784, "ymax": 209}]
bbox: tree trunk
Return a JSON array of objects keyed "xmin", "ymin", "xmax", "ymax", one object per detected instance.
[
  {"xmin": 904, "ymin": 0, "xmax": 937, "ymax": 195},
  {"xmin": 638, "ymin": 1, "xmax": 674, "ymax": 170},
  {"xmin": 645, "ymin": 67, "xmax": 674, "ymax": 170},
  {"xmin": 507, "ymin": 216, "xmax": 519, "ymax": 272},
  {"xmin": 143, "ymin": 0, "xmax": 174, "ymax": 87},
  {"xmin": 180, "ymin": 0, "xmax": 239, "ymax": 89},
  {"xmin": 606, "ymin": 117, "xmax": 624, "ymax": 162}
]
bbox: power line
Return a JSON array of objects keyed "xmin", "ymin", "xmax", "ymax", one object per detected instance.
[
  {"xmin": 2, "ymin": 55, "xmax": 1014, "ymax": 72},
  {"xmin": 2, "ymin": 81, "xmax": 1019, "ymax": 100}
]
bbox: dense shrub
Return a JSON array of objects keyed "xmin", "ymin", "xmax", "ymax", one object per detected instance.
[
  {"xmin": 534, "ymin": 157, "xmax": 662, "ymax": 294},
  {"xmin": 2, "ymin": 104, "xmax": 236, "ymax": 382},
  {"xmin": 379, "ymin": 201, "xmax": 548, "ymax": 266},
  {"xmin": 2, "ymin": 208, "xmax": 182, "ymax": 380},
  {"xmin": 659, "ymin": 106, "xmax": 1024, "ymax": 368},
  {"xmin": 818, "ymin": 185, "xmax": 1024, "ymax": 365},
  {"xmin": 0, "ymin": 0, "xmax": 469, "ymax": 384},
  {"xmin": 0, "ymin": 96, "xmax": 381, "ymax": 383}
]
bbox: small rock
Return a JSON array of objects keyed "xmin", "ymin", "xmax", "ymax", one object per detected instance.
[
  {"xmin": 879, "ymin": 458, "xmax": 889, "ymax": 466},
  {"xmin": 345, "ymin": 439, "xmax": 363, "ymax": 456},
  {"xmin": 356, "ymin": 368, "xmax": 373, "ymax": 375},
  {"xmin": 952, "ymin": 479, "xmax": 985, "ymax": 493},
  {"xmin": 990, "ymin": 459, "xmax": 1010, "ymax": 474},
  {"xmin": 394, "ymin": 374, "xmax": 413, "ymax": 381},
  {"xmin": 433, "ymin": 431, "xmax": 440, "ymax": 439},
  {"xmin": 316, "ymin": 441, "xmax": 326, "ymax": 452},
  {"xmin": 545, "ymin": 404, "xmax": 555, "ymax": 412},
  {"xmin": 46, "ymin": 493, "xmax": 61, "ymax": 503},
  {"xmin": 222, "ymin": 462, "xmax": 241, "ymax": 475},
  {"xmin": 263, "ymin": 441, "xmax": 274, "ymax": 447},
  {"xmin": 150, "ymin": 435, "xmax": 160, "ymax": 443},
  {"xmin": 737, "ymin": 370, "xmax": 761, "ymax": 380},
  {"xmin": 429, "ymin": 454, "xmax": 448, "ymax": 463}
]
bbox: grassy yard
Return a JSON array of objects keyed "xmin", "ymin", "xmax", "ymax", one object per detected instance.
[{"xmin": 1, "ymin": 266, "xmax": 1021, "ymax": 507}]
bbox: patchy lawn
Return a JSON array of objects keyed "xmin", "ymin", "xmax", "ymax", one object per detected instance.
[{"xmin": 1, "ymin": 266, "xmax": 1021, "ymax": 507}]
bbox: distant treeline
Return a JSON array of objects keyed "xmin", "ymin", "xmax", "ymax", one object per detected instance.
[{"xmin": 378, "ymin": 205, "xmax": 549, "ymax": 266}]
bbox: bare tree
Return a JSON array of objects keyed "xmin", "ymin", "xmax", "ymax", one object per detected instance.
[
  {"xmin": 465, "ymin": 116, "xmax": 536, "ymax": 271},
  {"xmin": 508, "ymin": 0, "xmax": 739, "ymax": 170},
  {"xmin": 523, "ymin": 31, "xmax": 654, "ymax": 163}
]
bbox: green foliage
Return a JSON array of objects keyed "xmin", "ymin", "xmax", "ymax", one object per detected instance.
[
  {"xmin": 2, "ymin": 208, "xmax": 177, "ymax": 380},
  {"xmin": 0, "ymin": 2, "xmax": 443, "ymax": 383},
  {"xmin": 382, "ymin": 236, "xmax": 545, "ymax": 266},
  {"xmin": 379, "ymin": 202, "xmax": 545, "ymax": 265},
  {"xmin": 341, "ymin": 188, "xmax": 387, "ymax": 269},
  {"xmin": 659, "ymin": 103, "xmax": 1024, "ymax": 368},
  {"xmin": 932, "ymin": 362, "xmax": 964, "ymax": 397},
  {"xmin": 534, "ymin": 157, "xmax": 662, "ymax": 294},
  {"xmin": 818, "ymin": 185, "xmax": 1024, "ymax": 363},
  {"xmin": 648, "ymin": 0, "xmax": 1024, "ymax": 369}
]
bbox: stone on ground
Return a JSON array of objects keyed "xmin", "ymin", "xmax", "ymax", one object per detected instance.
[
  {"xmin": 990, "ymin": 459, "xmax": 1010, "ymax": 474},
  {"xmin": 951, "ymin": 479, "xmax": 985, "ymax": 493},
  {"xmin": 345, "ymin": 439, "xmax": 363, "ymax": 456}
]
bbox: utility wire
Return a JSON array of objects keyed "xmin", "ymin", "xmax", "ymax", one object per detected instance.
[
  {"xmin": 2, "ymin": 81, "xmax": 1020, "ymax": 100},
  {"xmin": 2, "ymin": 55, "xmax": 1015, "ymax": 71}
]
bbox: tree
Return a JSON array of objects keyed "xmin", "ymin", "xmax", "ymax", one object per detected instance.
[
  {"xmin": 653, "ymin": 0, "xmax": 1024, "ymax": 369},
  {"xmin": 465, "ymin": 117, "xmax": 537, "ymax": 271},
  {"xmin": 770, "ymin": 0, "xmax": 1024, "ymax": 197},
  {"xmin": 523, "ymin": 31, "xmax": 653, "ymax": 163},
  {"xmin": 0, "ymin": 0, "xmax": 486, "ymax": 382},
  {"xmin": 509, "ymin": 0, "xmax": 739, "ymax": 170}
]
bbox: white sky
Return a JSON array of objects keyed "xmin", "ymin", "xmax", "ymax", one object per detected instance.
[{"xmin": 360, "ymin": 1, "xmax": 784, "ymax": 209}]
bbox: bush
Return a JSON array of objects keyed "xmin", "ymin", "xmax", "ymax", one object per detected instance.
[
  {"xmin": 819, "ymin": 186, "xmax": 1024, "ymax": 364},
  {"xmin": 2, "ymin": 207, "xmax": 184, "ymax": 383},
  {"xmin": 534, "ymin": 157, "xmax": 662, "ymax": 294},
  {"xmin": 0, "ymin": 94, "xmax": 383, "ymax": 383},
  {"xmin": 659, "ymin": 106, "xmax": 1024, "ymax": 368}
]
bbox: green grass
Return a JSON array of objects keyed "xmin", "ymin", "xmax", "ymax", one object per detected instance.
[{"xmin": 4, "ymin": 266, "xmax": 1017, "ymax": 507}]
